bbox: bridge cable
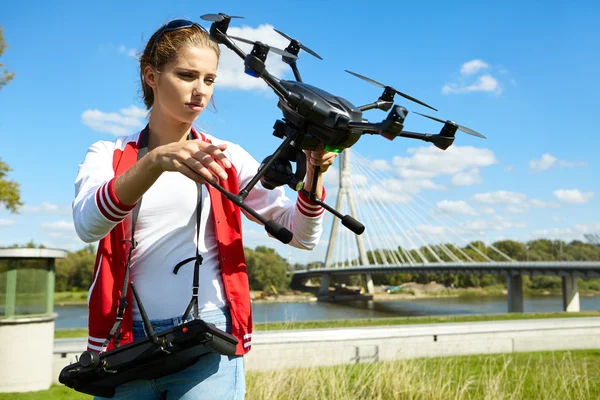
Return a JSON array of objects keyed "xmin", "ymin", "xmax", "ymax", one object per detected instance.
[{"xmin": 351, "ymin": 163, "xmax": 415, "ymax": 265}]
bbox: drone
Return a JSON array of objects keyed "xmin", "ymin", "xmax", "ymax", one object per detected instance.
[{"xmin": 200, "ymin": 13, "xmax": 486, "ymax": 244}]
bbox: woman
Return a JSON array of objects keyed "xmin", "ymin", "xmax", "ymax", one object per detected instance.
[{"xmin": 72, "ymin": 19, "xmax": 335, "ymax": 399}]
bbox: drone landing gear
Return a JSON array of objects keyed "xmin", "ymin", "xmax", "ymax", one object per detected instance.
[
  {"xmin": 300, "ymin": 166, "xmax": 365, "ymax": 235},
  {"xmin": 202, "ymin": 119, "xmax": 365, "ymax": 243}
]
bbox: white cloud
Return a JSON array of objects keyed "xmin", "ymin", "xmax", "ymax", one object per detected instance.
[
  {"xmin": 460, "ymin": 59, "xmax": 489, "ymax": 75},
  {"xmin": 529, "ymin": 153, "xmax": 588, "ymax": 172},
  {"xmin": 0, "ymin": 219, "xmax": 14, "ymax": 227},
  {"xmin": 473, "ymin": 190, "xmax": 527, "ymax": 204},
  {"xmin": 392, "ymin": 145, "xmax": 497, "ymax": 181},
  {"xmin": 215, "ymin": 24, "xmax": 291, "ymax": 91},
  {"xmin": 40, "ymin": 220, "xmax": 75, "ymax": 232},
  {"xmin": 529, "ymin": 154, "xmax": 556, "ymax": 172},
  {"xmin": 416, "ymin": 225, "xmax": 446, "ymax": 236},
  {"xmin": 23, "ymin": 202, "xmax": 58, "ymax": 213},
  {"xmin": 354, "ymin": 177, "xmax": 443, "ymax": 205},
  {"xmin": 119, "ymin": 45, "xmax": 138, "ymax": 59},
  {"xmin": 370, "ymin": 159, "xmax": 392, "ymax": 171},
  {"xmin": 442, "ymin": 75, "xmax": 501, "ymax": 95},
  {"xmin": 350, "ymin": 174, "xmax": 368, "ymax": 187},
  {"xmin": 480, "ymin": 207, "xmax": 496, "ymax": 215},
  {"xmin": 460, "ymin": 215, "xmax": 527, "ymax": 233},
  {"xmin": 529, "ymin": 199, "xmax": 560, "ymax": 208},
  {"xmin": 322, "ymin": 166, "xmax": 339, "ymax": 186},
  {"xmin": 82, "ymin": 105, "xmax": 148, "ymax": 136},
  {"xmin": 558, "ymin": 160, "xmax": 588, "ymax": 168},
  {"xmin": 552, "ymin": 216, "xmax": 563, "ymax": 222},
  {"xmin": 505, "ymin": 205, "xmax": 527, "ymax": 214},
  {"xmin": 451, "ymin": 168, "xmax": 482, "ymax": 186},
  {"xmin": 554, "ymin": 189, "xmax": 594, "ymax": 204},
  {"xmin": 22, "ymin": 202, "xmax": 71, "ymax": 216},
  {"xmin": 436, "ymin": 200, "xmax": 478, "ymax": 216},
  {"xmin": 531, "ymin": 223, "xmax": 600, "ymax": 242}
]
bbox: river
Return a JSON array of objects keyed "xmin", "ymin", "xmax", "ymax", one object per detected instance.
[{"xmin": 54, "ymin": 295, "xmax": 600, "ymax": 330}]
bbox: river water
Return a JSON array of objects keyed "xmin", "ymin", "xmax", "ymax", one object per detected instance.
[{"xmin": 54, "ymin": 295, "xmax": 600, "ymax": 330}]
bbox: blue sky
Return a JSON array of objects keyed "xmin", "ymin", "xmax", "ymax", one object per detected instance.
[{"xmin": 1, "ymin": 0, "xmax": 599, "ymax": 264}]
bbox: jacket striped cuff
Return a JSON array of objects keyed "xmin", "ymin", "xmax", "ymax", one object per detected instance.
[
  {"xmin": 297, "ymin": 187, "xmax": 326, "ymax": 218},
  {"xmin": 95, "ymin": 177, "xmax": 137, "ymax": 223},
  {"xmin": 87, "ymin": 336, "xmax": 107, "ymax": 353}
]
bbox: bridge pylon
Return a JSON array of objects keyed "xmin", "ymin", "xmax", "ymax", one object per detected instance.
[{"xmin": 323, "ymin": 149, "xmax": 374, "ymax": 296}]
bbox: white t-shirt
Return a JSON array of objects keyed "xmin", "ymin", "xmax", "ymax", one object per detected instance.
[{"xmin": 73, "ymin": 131, "xmax": 326, "ymax": 321}]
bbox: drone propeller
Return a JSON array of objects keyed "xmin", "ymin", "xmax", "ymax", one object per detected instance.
[
  {"xmin": 227, "ymin": 35, "xmax": 298, "ymax": 59},
  {"xmin": 200, "ymin": 13, "xmax": 244, "ymax": 22},
  {"xmin": 345, "ymin": 70, "xmax": 437, "ymax": 112},
  {"xmin": 414, "ymin": 112, "xmax": 486, "ymax": 138},
  {"xmin": 273, "ymin": 28, "xmax": 323, "ymax": 60}
]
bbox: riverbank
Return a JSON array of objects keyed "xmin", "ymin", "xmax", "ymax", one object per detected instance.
[
  {"xmin": 54, "ymin": 284, "xmax": 600, "ymax": 306},
  {"xmin": 54, "ymin": 310, "xmax": 600, "ymax": 338}
]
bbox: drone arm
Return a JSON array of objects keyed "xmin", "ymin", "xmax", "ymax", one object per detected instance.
[
  {"xmin": 397, "ymin": 131, "xmax": 455, "ymax": 150},
  {"xmin": 289, "ymin": 61, "xmax": 302, "ymax": 82},
  {"xmin": 357, "ymin": 100, "xmax": 394, "ymax": 112},
  {"xmin": 238, "ymin": 131, "xmax": 299, "ymax": 200},
  {"xmin": 346, "ymin": 121, "xmax": 382, "ymax": 134},
  {"xmin": 211, "ymin": 28, "xmax": 248, "ymax": 60},
  {"xmin": 396, "ymin": 130, "xmax": 435, "ymax": 141},
  {"xmin": 260, "ymin": 70, "xmax": 293, "ymax": 101}
]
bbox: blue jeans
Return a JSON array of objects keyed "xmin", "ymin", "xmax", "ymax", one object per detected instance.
[{"xmin": 94, "ymin": 307, "xmax": 245, "ymax": 400}]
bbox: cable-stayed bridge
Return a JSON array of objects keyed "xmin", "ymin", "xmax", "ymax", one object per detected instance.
[{"xmin": 291, "ymin": 149, "xmax": 600, "ymax": 312}]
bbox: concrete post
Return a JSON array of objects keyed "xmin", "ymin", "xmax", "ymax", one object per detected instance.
[
  {"xmin": 319, "ymin": 273, "xmax": 332, "ymax": 296},
  {"xmin": 362, "ymin": 273, "xmax": 374, "ymax": 295},
  {"xmin": 507, "ymin": 274, "xmax": 523, "ymax": 313},
  {"xmin": 562, "ymin": 276, "xmax": 580, "ymax": 312}
]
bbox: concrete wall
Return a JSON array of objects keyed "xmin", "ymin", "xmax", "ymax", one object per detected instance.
[
  {"xmin": 244, "ymin": 317, "xmax": 600, "ymax": 371},
  {"xmin": 0, "ymin": 316, "xmax": 55, "ymax": 393},
  {"xmin": 52, "ymin": 317, "xmax": 600, "ymax": 383}
]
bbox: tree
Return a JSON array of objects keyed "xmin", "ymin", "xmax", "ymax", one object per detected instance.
[
  {"xmin": 55, "ymin": 245, "xmax": 97, "ymax": 292},
  {"xmin": 0, "ymin": 159, "xmax": 22, "ymax": 213},
  {"xmin": 244, "ymin": 246, "xmax": 290, "ymax": 293},
  {"xmin": 0, "ymin": 25, "xmax": 16, "ymax": 90},
  {"xmin": 0, "ymin": 25, "xmax": 21, "ymax": 213}
]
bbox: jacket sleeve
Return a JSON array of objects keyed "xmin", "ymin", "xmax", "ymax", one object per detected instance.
[
  {"xmin": 226, "ymin": 142, "xmax": 326, "ymax": 250},
  {"xmin": 72, "ymin": 140, "xmax": 137, "ymax": 243}
]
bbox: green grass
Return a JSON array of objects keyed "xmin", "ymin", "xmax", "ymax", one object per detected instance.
[
  {"xmin": 0, "ymin": 385, "xmax": 91, "ymax": 400},
  {"xmin": 3, "ymin": 350, "xmax": 599, "ymax": 399},
  {"xmin": 54, "ymin": 311, "xmax": 600, "ymax": 338},
  {"xmin": 54, "ymin": 292, "xmax": 88, "ymax": 305},
  {"xmin": 246, "ymin": 350, "xmax": 600, "ymax": 400}
]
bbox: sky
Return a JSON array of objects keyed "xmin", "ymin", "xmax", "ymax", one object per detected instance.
[{"xmin": 1, "ymin": 0, "xmax": 599, "ymax": 265}]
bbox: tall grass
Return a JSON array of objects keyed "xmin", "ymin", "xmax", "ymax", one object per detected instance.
[
  {"xmin": 246, "ymin": 350, "xmax": 600, "ymax": 400},
  {"xmin": 2, "ymin": 351, "xmax": 598, "ymax": 399}
]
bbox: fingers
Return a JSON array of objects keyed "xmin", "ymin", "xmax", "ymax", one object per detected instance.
[
  {"xmin": 308, "ymin": 150, "xmax": 337, "ymax": 168},
  {"xmin": 181, "ymin": 142, "xmax": 230, "ymax": 182}
]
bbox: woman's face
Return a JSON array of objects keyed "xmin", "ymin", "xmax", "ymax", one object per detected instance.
[{"xmin": 148, "ymin": 45, "xmax": 218, "ymax": 124}]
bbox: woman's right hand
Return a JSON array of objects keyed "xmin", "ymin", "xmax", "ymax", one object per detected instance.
[{"xmin": 151, "ymin": 140, "xmax": 232, "ymax": 184}]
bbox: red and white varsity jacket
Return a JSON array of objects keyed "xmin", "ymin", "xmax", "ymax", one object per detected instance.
[{"xmin": 72, "ymin": 127, "xmax": 326, "ymax": 355}]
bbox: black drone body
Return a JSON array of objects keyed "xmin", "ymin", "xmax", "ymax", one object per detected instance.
[
  {"xmin": 276, "ymin": 80, "xmax": 363, "ymax": 152},
  {"xmin": 197, "ymin": 13, "xmax": 486, "ymax": 244}
]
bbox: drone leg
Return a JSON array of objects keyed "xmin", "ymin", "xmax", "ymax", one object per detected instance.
[
  {"xmin": 238, "ymin": 132, "xmax": 298, "ymax": 200},
  {"xmin": 204, "ymin": 179, "xmax": 293, "ymax": 244},
  {"xmin": 302, "ymin": 166, "xmax": 365, "ymax": 235}
]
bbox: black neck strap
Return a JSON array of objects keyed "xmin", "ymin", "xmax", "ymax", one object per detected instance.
[{"xmin": 104, "ymin": 125, "xmax": 203, "ymax": 349}]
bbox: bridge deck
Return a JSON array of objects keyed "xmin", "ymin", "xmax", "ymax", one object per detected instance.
[{"xmin": 293, "ymin": 261, "xmax": 600, "ymax": 279}]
